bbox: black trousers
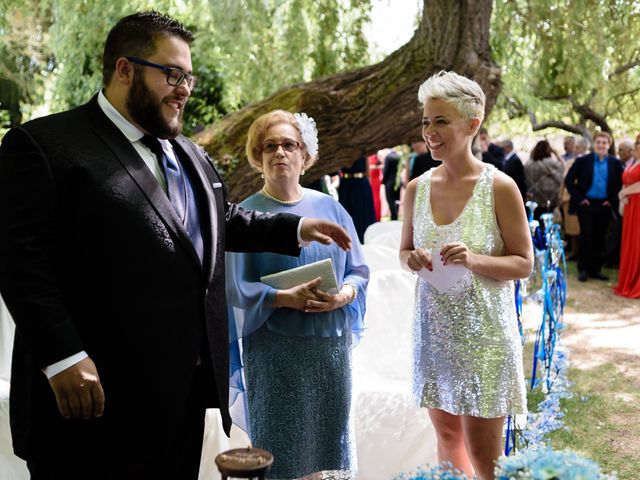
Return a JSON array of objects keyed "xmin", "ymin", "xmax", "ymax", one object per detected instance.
[
  {"xmin": 385, "ymin": 183, "xmax": 400, "ymax": 220},
  {"xmin": 26, "ymin": 363, "xmax": 215, "ymax": 480},
  {"xmin": 577, "ymin": 199, "xmax": 611, "ymax": 275}
]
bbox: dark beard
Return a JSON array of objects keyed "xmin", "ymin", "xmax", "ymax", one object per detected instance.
[{"xmin": 126, "ymin": 70, "xmax": 182, "ymax": 139}]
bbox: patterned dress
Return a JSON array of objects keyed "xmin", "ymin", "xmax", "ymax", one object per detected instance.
[
  {"xmin": 226, "ymin": 189, "xmax": 369, "ymax": 479},
  {"xmin": 412, "ymin": 165, "xmax": 527, "ymax": 418}
]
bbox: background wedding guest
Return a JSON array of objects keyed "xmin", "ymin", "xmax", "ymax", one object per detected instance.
[
  {"xmin": 338, "ymin": 155, "xmax": 376, "ymax": 243},
  {"xmin": 575, "ymin": 136, "xmax": 590, "ymax": 156},
  {"xmin": 501, "ymin": 139, "xmax": 526, "ymax": 201},
  {"xmin": 400, "ymin": 71, "xmax": 532, "ymax": 480},
  {"xmin": 560, "ymin": 152, "xmax": 581, "ymax": 260},
  {"xmin": 226, "ymin": 109, "xmax": 368, "ymax": 479},
  {"xmin": 383, "ymin": 150, "xmax": 402, "ymax": 220},
  {"xmin": 614, "ymin": 134, "xmax": 640, "ymax": 298},
  {"xmin": 368, "ymin": 152, "xmax": 383, "ymax": 221},
  {"xmin": 478, "ymin": 127, "xmax": 505, "ymax": 170},
  {"xmin": 524, "ymin": 140, "xmax": 564, "ymax": 221},
  {"xmin": 565, "ymin": 131, "xmax": 623, "ymax": 282},
  {"xmin": 562, "ymin": 135, "xmax": 577, "ymax": 161},
  {"xmin": 617, "ymin": 139, "xmax": 635, "ymax": 169},
  {"xmin": 410, "ymin": 137, "xmax": 441, "ymax": 181},
  {"xmin": 0, "ymin": 12, "xmax": 350, "ymax": 480}
]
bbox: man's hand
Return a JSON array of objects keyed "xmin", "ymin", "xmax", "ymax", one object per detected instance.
[
  {"xmin": 300, "ymin": 218, "xmax": 352, "ymax": 251},
  {"xmin": 48, "ymin": 357, "xmax": 105, "ymax": 420}
]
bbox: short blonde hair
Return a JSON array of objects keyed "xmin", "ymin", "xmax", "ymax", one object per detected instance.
[
  {"xmin": 593, "ymin": 131, "xmax": 612, "ymax": 145},
  {"xmin": 245, "ymin": 109, "xmax": 317, "ymax": 171},
  {"xmin": 417, "ymin": 71, "xmax": 486, "ymax": 121}
]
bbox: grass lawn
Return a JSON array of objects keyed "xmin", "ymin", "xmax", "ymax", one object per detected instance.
[{"xmin": 521, "ymin": 259, "xmax": 640, "ymax": 480}]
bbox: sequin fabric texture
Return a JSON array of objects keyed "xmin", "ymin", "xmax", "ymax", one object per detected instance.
[
  {"xmin": 243, "ymin": 326, "xmax": 356, "ymax": 480},
  {"xmin": 412, "ymin": 165, "xmax": 527, "ymax": 417}
]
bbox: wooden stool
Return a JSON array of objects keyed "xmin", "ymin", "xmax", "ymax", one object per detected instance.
[{"xmin": 215, "ymin": 447, "xmax": 274, "ymax": 480}]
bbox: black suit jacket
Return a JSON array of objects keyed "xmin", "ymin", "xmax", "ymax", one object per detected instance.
[
  {"xmin": 564, "ymin": 152, "xmax": 623, "ymax": 213},
  {"xmin": 503, "ymin": 153, "xmax": 527, "ymax": 200},
  {"xmin": 0, "ymin": 96, "xmax": 300, "ymax": 460},
  {"xmin": 481, "ymin": 143, "xmax": 505, "ymax": 171}
]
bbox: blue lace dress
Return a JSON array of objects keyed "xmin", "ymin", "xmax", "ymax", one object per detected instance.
[{"xmin": 226, "ymin": 188, "xmax": 368, "ymax": 479}]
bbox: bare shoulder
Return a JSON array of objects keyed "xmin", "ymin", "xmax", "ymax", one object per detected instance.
[
  {"xmin": 406, "ymin": 176, "xmax": 420, "ymax": 193},
  {"xmin": 492, "ymin": 170, "xmax": 519, "ymax": 198}
]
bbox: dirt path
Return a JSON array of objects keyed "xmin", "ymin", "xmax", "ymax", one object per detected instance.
[
  {"xmin": 561, "ymin": 270, "xmax": 639, "ymax": 380},
  {"xmin": 551, "ymin": 266, "xmax": 639, "ymax": 471}
]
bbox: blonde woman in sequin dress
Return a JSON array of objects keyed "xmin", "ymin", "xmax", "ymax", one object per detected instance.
[{"xmin": 399, "ymin": 71, "xmax": 533, "ymax": 480}]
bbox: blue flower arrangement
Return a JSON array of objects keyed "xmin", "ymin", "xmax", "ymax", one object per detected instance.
[
  {"xmin": 393, "ymin": 463, "xmax": 469, "ymax": 480},
  {"xmin": 495, "ymin": 447, "xmax": 616, "ymax": 479}
]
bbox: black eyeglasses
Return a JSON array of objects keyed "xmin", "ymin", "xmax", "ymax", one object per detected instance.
[
  {"xmin": 262, "ymin": 140, "xmax": 301, "ymax": 154},
  {"xmin": 125, "ymin": 56, "xmax": 197, "ymax": 89}
]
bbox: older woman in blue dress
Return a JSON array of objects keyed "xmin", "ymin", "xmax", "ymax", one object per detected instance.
[
  {"xmin": 399, "ymin": 72, "xmax": 533, "ymax": 480},
  {"xmin": 226, "ymin": 110, "xmax": 368, "ymax": 479}
]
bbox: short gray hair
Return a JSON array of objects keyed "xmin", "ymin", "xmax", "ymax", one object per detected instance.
[
  {"xmin": 576, "ymin": 137, "xmax": 590, "ymax": 149},
  {"xmin": 417, "ymin": 71, "xmax": 486, "ymax": 121},
  {"xmin": 618, "ymin": 139, "xmax": 634, "ymax": 150}
]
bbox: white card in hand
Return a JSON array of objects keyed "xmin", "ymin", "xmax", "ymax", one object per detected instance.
[
  {"xmin": 416, "ymin": 253, "xmax": 467, "ymax": 293},
  {"xmin": 260, "ymin": 258, "xmax": 338, "ymax": 294}
]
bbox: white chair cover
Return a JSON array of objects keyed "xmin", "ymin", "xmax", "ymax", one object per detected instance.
[
  {"xmin": 354, "ymin": 269, "xmax": 437, "ymax": 478},
  {"xmin": 366, "ymin": 229, "xmax": 403, "ymax": 250},
  {"xmin": 362, "ymin": 244, "xmax": 401, "ymax": 272},
  {"xmin": 363, "ymin": 220, "xmax": 403, "ymax": 245}
]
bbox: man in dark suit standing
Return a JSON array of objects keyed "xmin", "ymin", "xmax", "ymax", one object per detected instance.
[
  {"xmin": 409, "ymin": 138, "xmax": 441, "ymax": 181},
  {"xmin": 500, "ymin": 139, "xmax": 527, "ymax": 201},
  {"xmin": 0, "ymin": 11, "xmax": 350, "ymax": 480},
  {"xmin": 565, "ymin": 131, "xmax": 623, "ymax": 282},
  {"xmin": 478, "ymin": 127, "xmax": 504, "ymax": 171}
]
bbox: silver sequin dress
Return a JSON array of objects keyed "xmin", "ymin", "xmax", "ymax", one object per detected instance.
[{"xmin": 412, "ymin": 165, "xmax": 527, "ymax": 418}]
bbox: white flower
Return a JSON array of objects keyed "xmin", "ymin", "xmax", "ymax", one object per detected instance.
[{"xmin": 294, "ymin": 112, "xmax": 319, "ymax": 157}]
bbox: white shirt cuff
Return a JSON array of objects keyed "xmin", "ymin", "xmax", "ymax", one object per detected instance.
[
  {"xmin": 43, "ymin": 351, "xmax": 89, "ymax": 379},
  {"xmin": 297, "ymin": 217, "xmax": 310, "ymax": 247}
]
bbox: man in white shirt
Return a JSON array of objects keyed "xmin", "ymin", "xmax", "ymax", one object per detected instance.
[{"xmin": 0, "ymin": 11, "xmax": 350, "ymax": 480}]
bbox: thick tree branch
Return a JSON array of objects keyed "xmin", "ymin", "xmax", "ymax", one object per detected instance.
[
  {"xmin": 609, "ymin": 58, "xmax": 640, "ymax": 78},
  {"xmin": 194, "ymin": 0, "xmax": 500, "ymax": 201},
  {"xmin": 528, "ymin": 111, "xmax": 591, "ymax": 139}
]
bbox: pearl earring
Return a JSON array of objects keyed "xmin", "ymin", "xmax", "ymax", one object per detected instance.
[
  {"xmin": 301, "ymin": 169, "xmax": 306, "ymax": 176},
  {"xmin": 260, "ymin": 173, "xmax": 264, "ymax": 179}
]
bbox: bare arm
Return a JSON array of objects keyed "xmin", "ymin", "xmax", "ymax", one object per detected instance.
[
  {"xmin": 399, "ymin": 179, "xmax": 432, "ymax": 272},
  {"xmin": 620, "ymin": 180, "xmax": 640, "ymax": 199},
  {"xmin": 441, "ymin": 174, "xmax": 533, "ymax": 281}
]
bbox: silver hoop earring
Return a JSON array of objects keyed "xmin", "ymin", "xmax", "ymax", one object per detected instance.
[{"xmin": 260, "ymin": 173, "xmax": 264, "ymax": 179}]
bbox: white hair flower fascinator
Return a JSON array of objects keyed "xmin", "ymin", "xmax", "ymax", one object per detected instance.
[{"xmin": 294, "ymin": 112, "xmax": 319, "ymax": 156}]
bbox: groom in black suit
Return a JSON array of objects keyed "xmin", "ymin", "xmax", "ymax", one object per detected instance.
[{"xmin": 0, "ymin": 11, "xmax": 350, "ymax": 480}]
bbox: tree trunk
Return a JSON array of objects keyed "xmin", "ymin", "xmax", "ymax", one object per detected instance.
[{"xmin": 195, "ymin": 0, "xmax": 500, "ymax": 201}]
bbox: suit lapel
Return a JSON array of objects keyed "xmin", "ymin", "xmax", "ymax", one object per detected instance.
[
  {"xmin": 172, "ymin": 136, "xmax": 219, "ymax": 283},
  {"xmin": 86, "ymin": 98, "xmax": 202, "ymax": 269}
]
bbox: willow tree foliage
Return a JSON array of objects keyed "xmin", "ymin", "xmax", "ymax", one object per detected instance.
[
  {"xmin": 491, "ymin": 0, "xmax": 640, "ymax": 139},
  {"xmin": 0, "ymin": 0, "xmax": 371, "ymax": 134}
]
